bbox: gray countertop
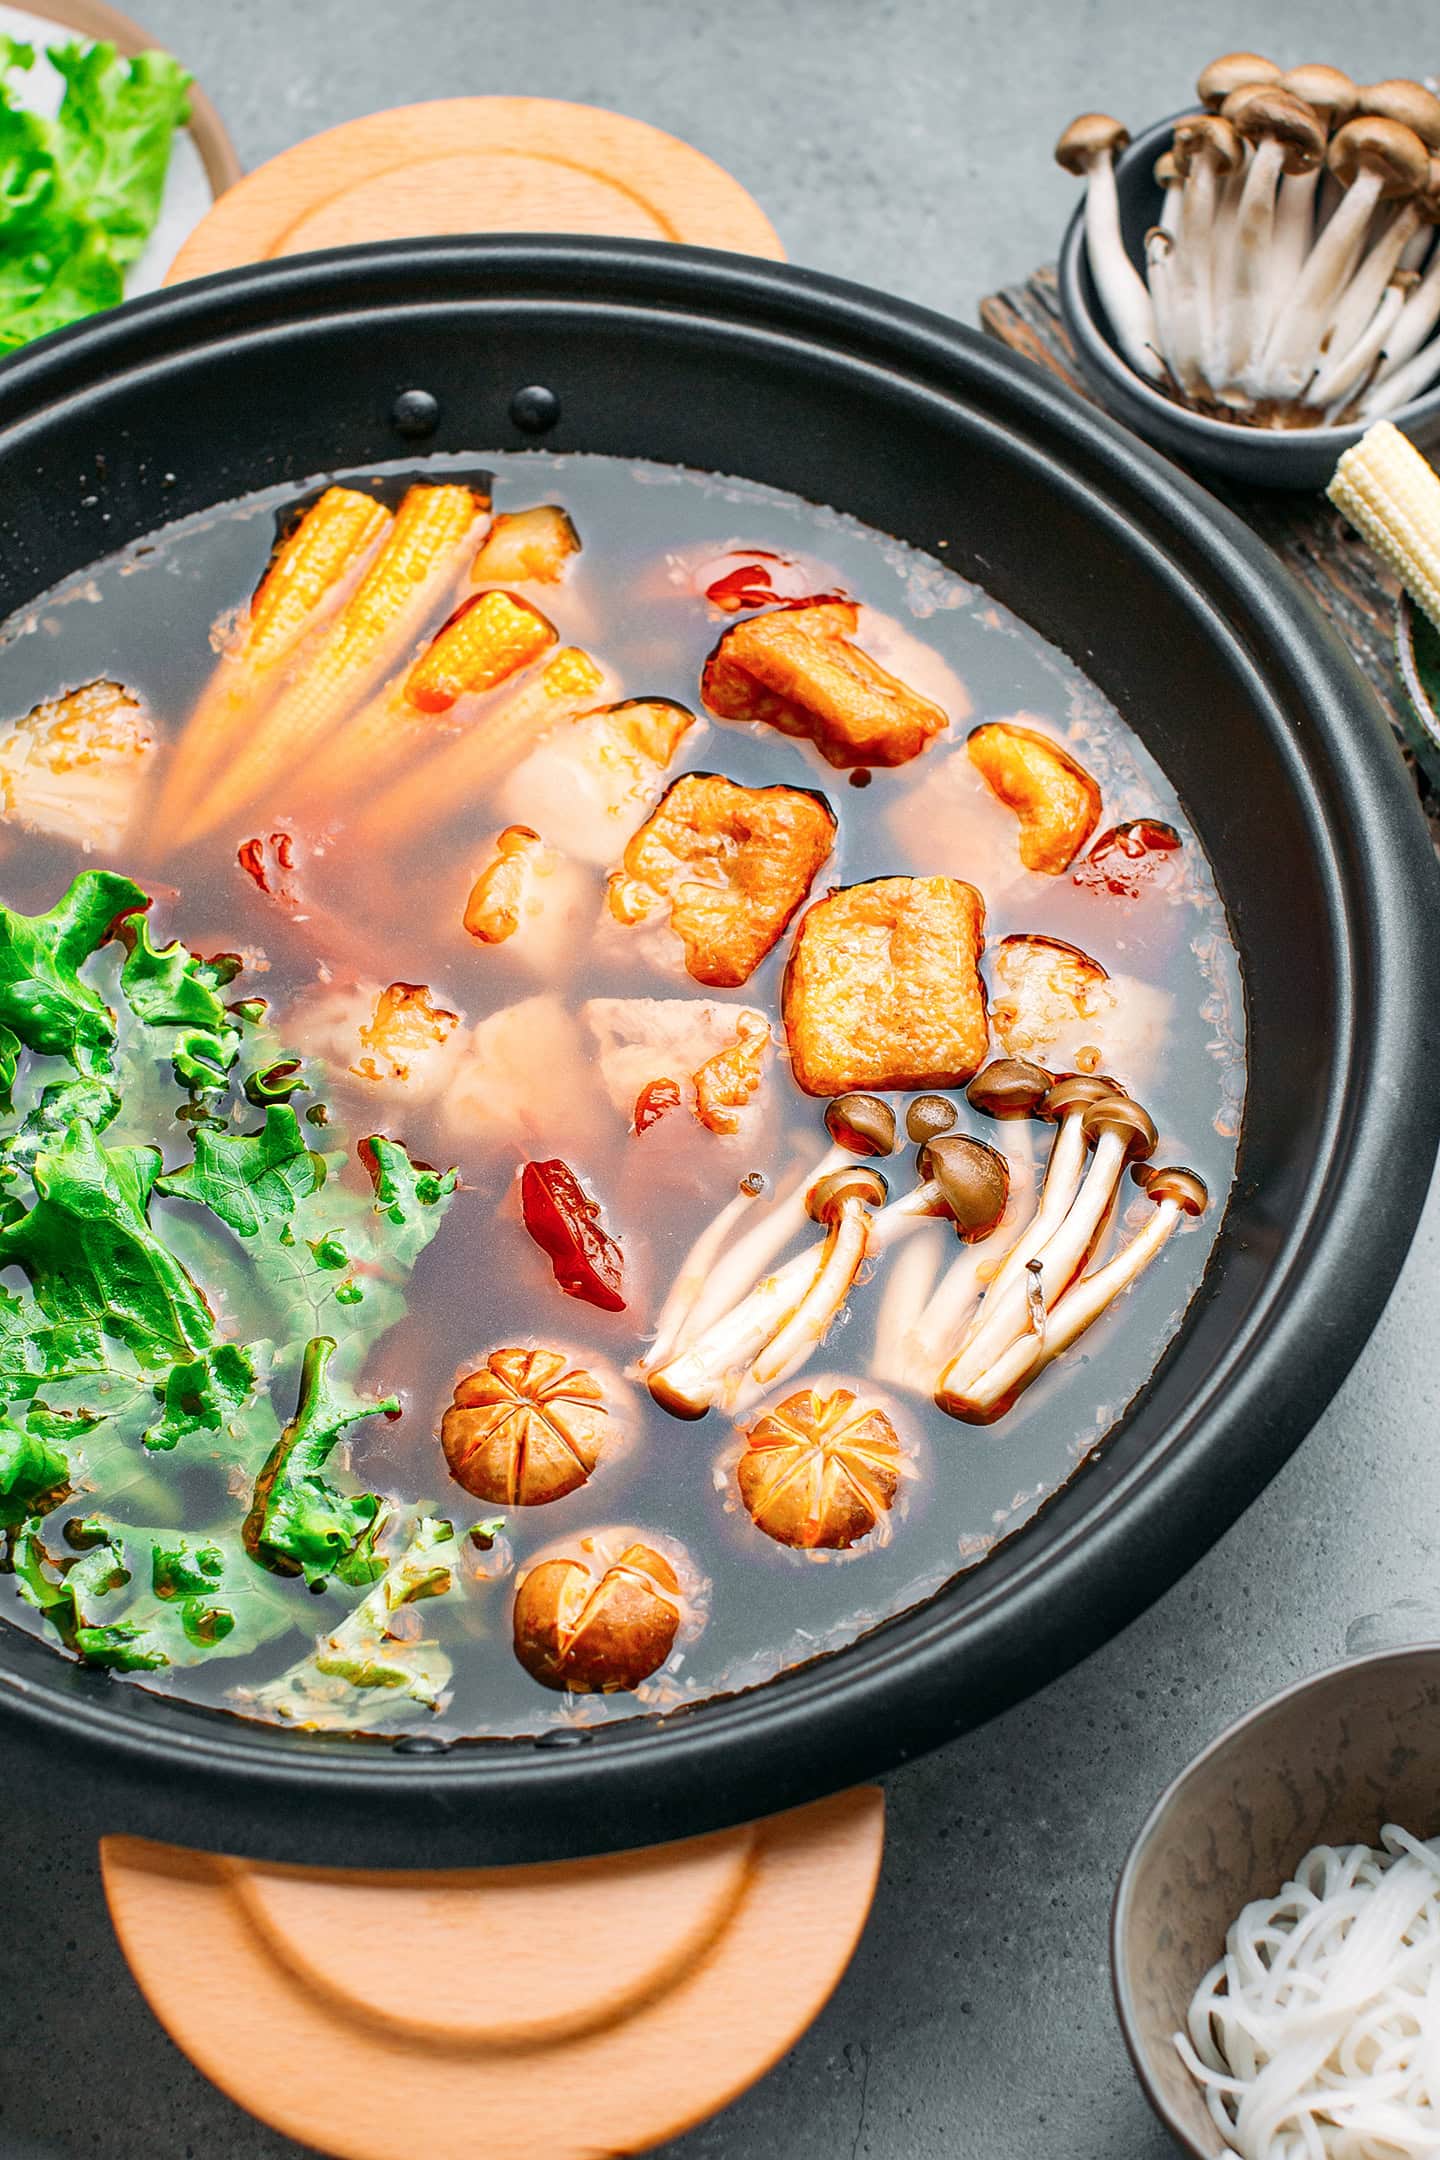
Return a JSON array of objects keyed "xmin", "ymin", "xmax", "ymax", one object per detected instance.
[{"xmin": 3, "ymin": 3, "xmax": 1438, "ymax": 2155}]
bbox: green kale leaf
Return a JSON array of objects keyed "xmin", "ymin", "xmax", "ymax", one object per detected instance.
[
  {"xmin": 0, "ymin": 1416, "xmax": 68, "ymax": 1526},
  {"xmin": 156, "ymin": 1104, "xmax": 324, "ymax": 1237},
  {"xmin": 0, "ymin": 870, "xmax": 143, "ymax": 1070},
  {"xmin": 360, "ymin": 1134, "xmax": 459, "ymax": 1270},
  {"xmin": 242, "ymin": 1335, "xmax": 393, "ymax": 1584},
  {"xmin": 117, "ymin": 915, "xmax": 241, "ymax": 1092},
  {"xmin": 143, "ymin": 1340, "xmax": 257, "ymax": 1453}
]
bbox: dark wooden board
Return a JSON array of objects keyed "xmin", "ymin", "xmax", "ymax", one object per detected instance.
[{"xmin": 981, "ymin": 265, "xmax": 1439, "ymax": 845}]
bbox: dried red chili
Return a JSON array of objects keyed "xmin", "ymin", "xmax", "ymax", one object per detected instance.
[
  {"xmin": 237, "ymin": 830, "xmax": 297, "ymax": 900},
  {"xmin": 1072, "ymin": 818, "xmax": 1182, "ymax": 899},
  {"xmin": 633, "ymin": 1077, "xmax": 683, "ymax": 1134},
  {"xmin": 520, "ymin": 1159, "xmax": 626, "ymax": 1312},
  {"xmin": 700, "ymin": 549, "xmax": 847, "ymax": 614}
]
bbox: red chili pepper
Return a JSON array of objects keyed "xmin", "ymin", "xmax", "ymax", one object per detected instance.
[
  {"xmin": 633, "ymin": 1077, "xmax": 683, "ymax": 1134},
  {"xmin": 520, "ymin": 1159, "xmax": 626, "ymax": 1313},
  {"xmin": 1073, "ymin": 818, "xmax": 1182, "ymax": 899},
  {"xmin": 237, "ymin": 830, "xmax": 297, "ymax": 900},
  {"xmin": 700, "ymin": 549, "xmax": 847, "ymax": 614}
]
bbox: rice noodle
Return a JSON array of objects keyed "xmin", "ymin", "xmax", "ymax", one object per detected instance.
[{"xmin": 1176, "ymin": 1825, "xmax": 1440, "ymax": 2158}]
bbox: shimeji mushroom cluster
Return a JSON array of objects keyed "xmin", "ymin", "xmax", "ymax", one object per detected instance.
[
  {"xmin": 1058, "ymin": 57, "xmax": 1440, "ymax": 426},
  {"xmin": 639, "ymin": 1068, "xmax": 1207, "ymax": 1425}
]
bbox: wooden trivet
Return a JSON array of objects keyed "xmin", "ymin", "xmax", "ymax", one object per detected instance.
[{"xmin": 981, "ymin": 266, "xmax": 1438, "ymax": 844}]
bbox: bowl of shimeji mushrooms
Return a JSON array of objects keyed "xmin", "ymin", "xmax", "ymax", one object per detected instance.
[{"xmin": 1055, "ymin": 55, "xmax": 1440, "ymax": 489}]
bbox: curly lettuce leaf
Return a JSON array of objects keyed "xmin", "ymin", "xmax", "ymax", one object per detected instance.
[
  {"xmin": 242, "ymin": 1335, "xmax": 393, "ymax": 1584},
  {"xmin": 45, "ymin": 43, "xmax": 190, "ymax": 265},
  {"xmin": 143, "ymin": 1340, "xmax": 257, "ymax": 1454},
  {"xmin": 0, "ymin": 870, "xmax": 142, "ymax": 1070},
  {"xmin": 117, "ymin": 916, "xmax": 241, "ymax": 1092},
  {"xmin": 361, "ymin": 1134, "xmax": 459, "ymax": 1270}
]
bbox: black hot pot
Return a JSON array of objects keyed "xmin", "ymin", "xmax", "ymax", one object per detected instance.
[{"xmin": 0, "ymin": 236, "xmax": 1434, "ymax": 1872}]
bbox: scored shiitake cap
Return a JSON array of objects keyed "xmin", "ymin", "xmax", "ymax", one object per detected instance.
[
  {"xmin": 1055, "ymin": 112, "xmax": 1130, "ymax": 172},
  {"xmin": 920, "ymin": 1134, "xmax": 1010, "ymax": 1242},
  {"xmin": 1082, "ymin": 1092, "xmax": 1159, "ymax": 1161},
  {"xmin": 1278, "ymin": 64, "xmax": 1359, "ymax": 130},
  {"xmin": 1328, "ymin": 115, "xmax": 1431, "ymax": 198},
  {"xmin": 1135, "ymin": 1163, "xmax": 1209, "ymax": 1214},
  {"xmin": 824, "ymin": 1091, "xmax": 897, "ymax": 1157},
  {"xmin": 1358, "ymin": 79, "xmax": 1440, "ymax": 151},
  {"xmin": 1038, "ymin": 1071, "xmax": 1119, "ymax": 1122},
  {"xmin": 966, "ymin": 1057, "xmax": 1053, "ymax": 1120},
  {"xmin": 1197, "ymin": 51, "xmax": 1280, "ymax": 108},
  {"xmin": 905, "ymin": 1093, "xmax": 958, "ymax": 1145},
  {"xmin": 1172, "ymin": 111, "xmax": 1245, "ymax": 178},
  {"xmin": 1224, "ymin": 87, "xmax": 1327, "ymax": 172},
  {"xmin": 806, "ymin": 1162, "xmax": 889, "ymax": 1223}
]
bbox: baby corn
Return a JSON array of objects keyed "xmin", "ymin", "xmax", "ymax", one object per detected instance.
[
  {"xmin": 1329, "ymin": 421, "xmax": 1440, "ymax": 634},
  {"xmin": 153, "ymin": 485, "xmax": 391, "ymax": 838},
  {"xmin": 354, "ymin": 645, "xmax": 611, "ymax": 844},
  {"xmin": 175, "ymin": 482, "xmax": 487, "ymax": 843},
  {"xmin": 287, "ymin": 590, "xmax": 556, "ymax": 808}
]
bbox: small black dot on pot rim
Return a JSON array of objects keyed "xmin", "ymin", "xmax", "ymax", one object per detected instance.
[
  {"xmin": 392, "ymin": 1732, "xmax": 451, "ymax": 1755},
  {"xmin": 391, "ymin": 388, "xmax": 440, "ymax": 439},
  {"xmin": 532, "ymin": 1726, "xmax": 592, "ymax": 1749},
  {"xmin": 510, "ymin": 384, "xmax": 561, "ymax": 434}
]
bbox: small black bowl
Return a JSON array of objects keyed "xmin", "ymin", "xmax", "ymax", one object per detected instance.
[{"xmin": 1058, "ymin": 112, "xmax": 1440, "ymax": 491}]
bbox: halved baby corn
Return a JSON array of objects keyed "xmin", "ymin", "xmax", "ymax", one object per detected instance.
[
  {"xmin": 287, "ymin": 589, "xmax": 557, "ymax": 809},
  {"xmin": 1329, "ymin": 420, "xmax": 1440, "ymax": 633},
  {"xmin": 353, "ymin": 645, "xmax": 613, "ymax": 844},
  {"xmin": 152, "ymin": 485, "xmax": 391, "ymax": 838},
  {"xmin": 174, "ymin": 481, "xmax": 488, "ymax": 844}
]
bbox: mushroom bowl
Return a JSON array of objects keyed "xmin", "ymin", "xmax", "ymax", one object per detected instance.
[
  {"xmin": 0, "ymin": 237, "xmax": 1434, "ymax": 1871},
  {"xmin": 1058, "ymin": 112, "xmax": 1440, "ymax": 490}
]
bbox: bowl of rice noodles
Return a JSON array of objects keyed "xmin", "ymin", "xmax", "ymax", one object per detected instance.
[{"xmin": 1114, "ymin": 1644, "xmax": 1440, "ymax": 2159}]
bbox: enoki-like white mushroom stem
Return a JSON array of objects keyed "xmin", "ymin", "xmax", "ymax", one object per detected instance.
[
  {"xmin": 648, "ymin": 1245, "xmax": 824, "ymax": 1418},
  {"xmin": 645, "ymin": 1184, "xmax": 760, "ymax": 1372},
  {"xmin": 937, "ymin": 1091, "xmax": 1156, "ymax": 1415},
  {"xmin": 1217, "ymin": 89, "xmax": 1326, "ymax": 397},
  {"xmin": 749, "ymin": 1198, "xmax": 873, "ymax": 1389},
  {"xmin": 1316, "ymin": 272, "xmax": 1417, "ymax": 417},
  {"xmin": 1170, "ymin": 114, "xmax": 1244, "ymax": 397},
  {"xmin": 1055, "ymin": 114, "xmax": 1163, "ymax": 382},
  {"xmin": 943, "ymin": 1170, "xmax": 1208, "ymax": 1422}
]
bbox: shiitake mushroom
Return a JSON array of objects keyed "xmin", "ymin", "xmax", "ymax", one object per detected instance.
[
  {"xmin": 511, "ymin": 1529, "xmax": 691, "ymax": 1692},
  {"xmin": 441, "ymin": 1346, "xmax": 621, "ymax": 1506},
  {"xmin": 736, "ymin": 1385, "xmax": 904, "ymax": 1551}
]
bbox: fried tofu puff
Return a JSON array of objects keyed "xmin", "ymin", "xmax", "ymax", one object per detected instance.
[
  {"xmin": 991, "ymin": 934, "xmax": 1174, "ymax": 1091},
  {"xmin": 702, "ymin": 601, "xmax": 949, "ymax": 769},
  {"xmin": 500, "ymin": 697, "xmax": 695, "ymax": 867},
  {"xmin": 783, "ymin": 875, "xmax": 988, "ymax": 1097},
  {"xmin": 462, "ymin": 825, "xmax": 596, "ymax": 978},
  {"xmin": 583, "ymin": 996, "xmax": 772, "ymax": 1137},
  {"xmin": 608, "ymin": 772, "xmax": 836, "ymax": 988},
  {"xmin": 966, "ymin": 719, "xmax": 1101, "ymax": 874}
]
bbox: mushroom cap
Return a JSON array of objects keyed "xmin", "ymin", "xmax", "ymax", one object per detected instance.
[
  {"xmin": 1358, "ymin": 80, "xmax": 1440, "ymax": 152},
  {"xmin": 1328, "ymin": 115, "xmax": 1431, "ymax": 198},
  {"xmin": 1418, "ymin": 156, "xmax": 1440, "ymax": 222},
  {"xmin": 1225, "ymin": 87, "xmax": 1327, "ymax": 172},
  {"xmin": 1055, "ymin": 112, "xmax": 1130, "ymax": 173},
  {"xmin": 737, "ymin": 1386, "xmax": 903, "ymax": 1550},
  {"xmin": 1038, "ymin": 1071, "xmax": 1119, "ymax": 1123},
  {"xmin": 512, "ymin": 1535, "xmax": 684, "ymax": 1693},
  {"xmin": 1136, "ymin": 1163, "xmax": 1209, "ymax": 1215},
  {"xmin": 1278, "ymin": 63, "xmax": 1359, "ymax": 128},
  {"xmin": 905, "ymin": 1092, "xmax": 958, "ymax": 1145},
  {"xmin": 1081, "ymin": 1092, "xmax": 1159, "ymax": 1161},
  {"xmin": 966, "ymin": 1056, "xmax": 1053, "ymax": 1120},
  {"xmin": 1153, "ymin": 150, "xmax": 1180, "ymax": 187},
  {"xmin": 1196, "ymin": 52, "xmax": 1280, "ymax": 109},
  {"xmin": 442, "ymin": 1346, "xmax": 619, "ymax": 1507},
  {"xmin": 807, "ymin": 1162, "xmax": 889, "ymax": 1223},
  {"xmin": 824, "ymin": 1091, "xmax": 897, "ymax": 1157},
  {"xmin": 1172, "ymin": 112, "xmax": 1245, "ymax": 180},
  {"xmin": 920, "ymin": 1133, "xmax": 1010, "ymax": 1240}
]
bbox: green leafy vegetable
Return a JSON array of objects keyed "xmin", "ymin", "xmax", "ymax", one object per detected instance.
[
  {"xmin": 0, "ymin": 1416, "xmax": 68, "ymax": 1526},
  {"xmin": 144, "ymin": 1340, "xmax": 257, "ymax": 1453},
  {"xmin": 118, "ymin": 916, "xmax": 242, "ymax": 1092},
  {"xmin": 0, "ymin": 38, "xmax": 190, "ymax": 354},
  {"xmin": 0, "ymin": 870, "xmax": 142, "ymax": 1069},
  {"xmin": 156, "ymin": 1104, "xmax": 323, "ymax": 1237},
  {"xmin": 361, "ymin": 1135, "xmax": 460, "ymax": 1269},
  {"xmin": 242, "ymin": 1335, "xmax": 393, "ymax": 1584}
]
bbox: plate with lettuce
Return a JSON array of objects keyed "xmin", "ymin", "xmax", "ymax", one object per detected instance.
[{"xmin": 0, "ymin": 2, "xmax": 228, "ymax": 356}]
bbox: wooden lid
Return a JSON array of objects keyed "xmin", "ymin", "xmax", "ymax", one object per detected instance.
[
  {"xmin": 166, "ymin": 96, "xmax": 784, "ymax": 283},
  {"xmin": 103, "ymin": 1786, "xmax": 883, "ymax": 2159}
]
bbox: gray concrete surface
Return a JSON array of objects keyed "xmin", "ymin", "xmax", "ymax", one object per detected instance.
[{"xmin": 3, "ymin": 3, "xmax": 1439, "ymax": 2155}]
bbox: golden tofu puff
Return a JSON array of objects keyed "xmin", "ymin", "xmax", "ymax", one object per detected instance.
[
  {"xmin": 287, "ymin": 977, "xmax": 465, "ymax": 1100},
  {"xmin": 783, "ymin": 875, "xmax": 989, "ymax": 1098},
  {"xmin": 442, "ymin": 991, "xmax": 603, "ymax": 1156},
  {"xmin": 499, "ymin": 696, "xmax": 696, "ymax": 866},
  {"xmin": 0, "ymin": 679, "xmax": 156, "ymax": 853},
  {"xmin": 461, "ymin": 824, "xmax": 598, "ymax": 980},
  {"xmin": 702, "ymin": 599, "xmax": 950, "ymax": 769},
  {"xmin": 882, "ymin": 739, "xmax": 1050, "ymax": 912},
  {"xmin": 853, "ymin": 604, "xmax": 973, "ymax": 733},
  {"xmin": 967, "ymin": 717, "xmax": 1102, "ymax": 874},
  {"xmin": 607, "ymin": 771, "xmax": 837, "ymax": 988},
  {"xmin": 990, "ymin": 933, "xmax": 1174, "ymax": 1093},
  {"xmin": 582, "ymin": 996, "xmax": 773, "ymax": 1139}
]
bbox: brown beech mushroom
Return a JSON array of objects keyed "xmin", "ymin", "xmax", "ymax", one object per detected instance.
[
  {"xmin": 1219, "ymin": 89, "xmax": 1327, "ymax": 392},
  {"xmin": 749, "ymin": 1164, "xmax": 889, "ymax": 1388},
  {"xmin": 967, "ymin": 720, "xmax": 1101, "ymax": 875},
  {"xmin": 1170, "ymin": 112, "xmax": 1246, "ymax": 393},
  {"xmin": 1054, "ymin": 114, "xmax": 1163, "ymax": 382},
  {"xmin": 1197, "ymin": 52, "xmax": 1280, "ymax": 108},
  {"xmin": 1308, "ymin": 158, "xmax": 1440, "ymax": 409},
  {"xmin": 917, "ymin": 1134, "xmax": 1009, "ymax": 1244},
  {"xmin": 736, "ymin": 1386, "xmax": 904, "ymax": 1550},
  {"xmin": 825, "ymin": 1091, "xmax": 898, "ymax": 1157},
  {"xmin": 440, "ymin": 1346, "xmax": 620, "ymax": 1506},
  {"xmin": 966, "ymin": 1056, "xmax": 1053, "ymax": 1119},
  {"xmin": 1262, "ymin": 115, "xmax": 1430, "ymax": 397},
  {"xmin": 512, "ymin": 1531, "xmax": 686, "ymax": 1692},
  {"xmin": 944, "ymin": 1165, "xmax": 1210, "ymax": 1422},
  {"xmin": 1357, "ymin": 80, "xmax": 1440, "ymax": 151},
  {"xmin": 906, "ymin": 1093, "xmax": 958, "ymax": 1145}
]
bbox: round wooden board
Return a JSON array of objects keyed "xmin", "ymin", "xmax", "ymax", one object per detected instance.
[
  {"xmin": 166, "ymin": 96, "xmax": 784, "ymax": 283},
  {"xmin": 103, "ymin": 1786, "xmax": 883, "ymax": 2160}
]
